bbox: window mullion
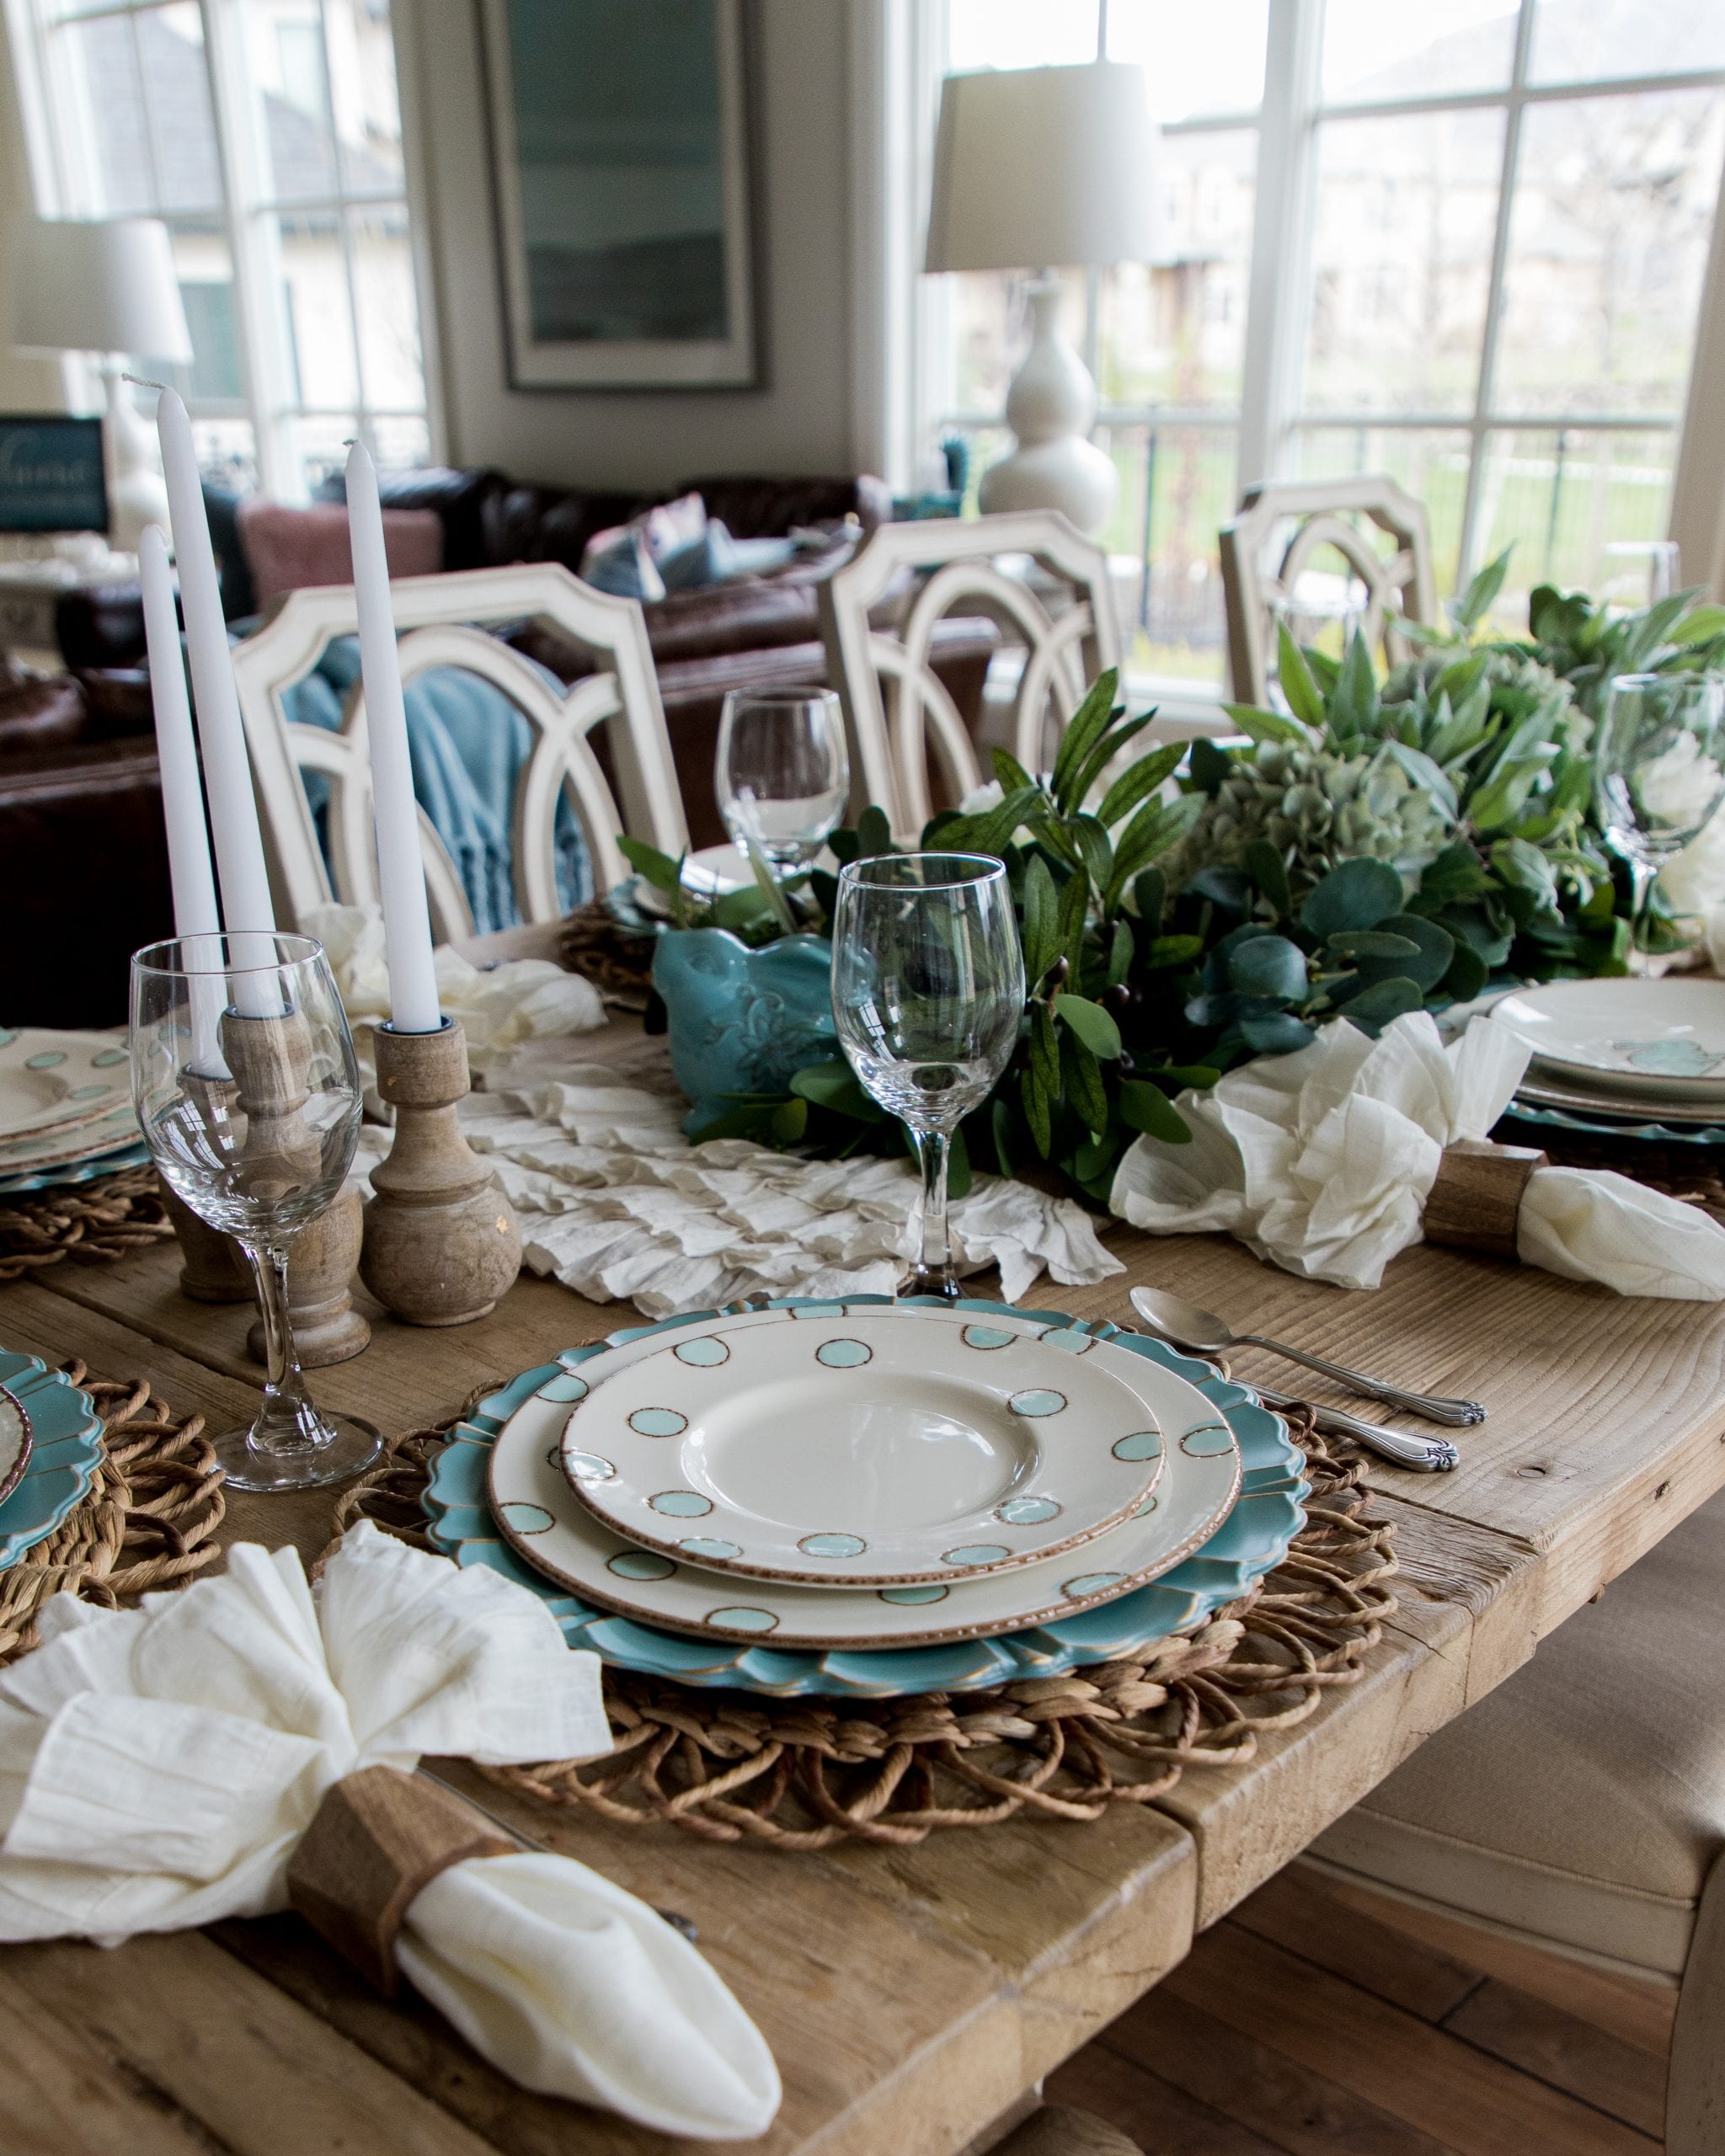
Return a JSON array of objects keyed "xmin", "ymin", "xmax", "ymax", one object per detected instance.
[
  {"xmin": 201, "ymin": 0, "xmax": 298, "ymax": 495},
  {"xmin": 1456, "ymin": 0, "xmax": 1538, "ymax": 583},
  {"xmin": 1236, "ymin": 0, "xmax": 1323, "ymax": 488}
]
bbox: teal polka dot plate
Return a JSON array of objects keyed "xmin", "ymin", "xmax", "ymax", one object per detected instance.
[{"xmin": 549, "ymin": 1305, "xmax": 1178, "ymax": 1588}]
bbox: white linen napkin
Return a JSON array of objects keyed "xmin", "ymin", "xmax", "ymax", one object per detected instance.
[
  {"xmin": 307, "ymin": 901, "xmax": 606, "ymax": 1085},
  {"xmin": 0, "ymin": 1524, "xmax": 781, "ymax": 2140},
  {"xmin": 1109, "ymin": 1010, "xmax": 1725, "ymax": 1299},
  {"xmin": 350, "ymin": 1064, "xmax": 1123, "ymax": 1316}
]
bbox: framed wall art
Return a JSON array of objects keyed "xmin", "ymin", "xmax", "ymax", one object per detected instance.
[{"xmin": 478, "ymin": 0, "xmax": 758, "ymax": 390}]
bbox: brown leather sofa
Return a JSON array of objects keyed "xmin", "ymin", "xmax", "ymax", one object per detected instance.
[{"xmin": 6, "ymin": 468, "xmax": 991, "ymax": 1023}]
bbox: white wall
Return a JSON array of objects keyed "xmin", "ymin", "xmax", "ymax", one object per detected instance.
[
  {"xmin": 0, "ymin": 18, "xmax": 65, "ymax": 413},
  {"xmin": 398, "ymin": 0, "xmax": 863, "ymax": 490}
]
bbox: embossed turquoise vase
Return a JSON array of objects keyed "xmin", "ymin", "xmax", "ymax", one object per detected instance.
[{"xmin": 653, "ymin": 927, "xmax": 838, "ymax": 1133}]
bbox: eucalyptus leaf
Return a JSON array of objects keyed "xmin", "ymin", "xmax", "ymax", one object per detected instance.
[
  {"xmin": 1300, "ymin": 857, "xmax": 1403, "ymax": 939},
  {"xmin": 1339, "ymin": 975, "xmax": 1425, "ymax": 1032},
  {"xmin": 616, "ymin": 835, "xmax": 683, "ymax": 894},
  {"xmin": 1144, "ymin": 932, "xmax": 1204, "ymax": 969},
  {"xmin": 1323, "ymin": 928, "xmax": 1421, "ymax": 960},
  {"xmin": 856, "ymin": 804, "xmax": 894, "ymax": 859},
  {"xmin": 1188, "ymin": 738, "xmax": 1234, "ymax": 796},
  {"xmin": 1239, "ymin": 1010, "xmax": 1317, "ymax": 1056},
  {"xmin": 1226, "ymin": 933, "xmax": 1308, "ymax": 1001}
]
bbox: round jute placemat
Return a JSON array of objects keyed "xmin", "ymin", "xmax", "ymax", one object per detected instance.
[
  {"xmin": 0, "ymin": 1167, "xmax": 175, "ymax": 1283},
  {"xmin": 1499, "ymin": 1119, "xmax": 1725, "ymax": 1223},
  {"xmin": 0, "ymin": 1363, "xmax": 227, "ymax": 1663},
  {"xmin": 328, "ymin": 1390, "xmax": 1396, "ymax": 1851}
]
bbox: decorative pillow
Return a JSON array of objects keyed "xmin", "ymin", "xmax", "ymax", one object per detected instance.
[
  {"xmin": 577, "ymin": 527, "xmax": 667, "ymax": 602},
  {"xmin": 659, "ymin": 520, "xmax": 804, "ymax": 594},
  {"xmin": 238, "ymin": 500, "xmax": 445, "ymax": 607}
]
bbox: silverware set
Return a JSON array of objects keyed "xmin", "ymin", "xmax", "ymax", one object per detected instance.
[{"xmin": 1128, "ymin": 1285, "xmax": 1477, "ymax": 1474}]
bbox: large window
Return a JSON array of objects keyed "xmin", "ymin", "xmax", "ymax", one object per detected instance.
[
  {"xmin": 7, "ymin": 0, "xmax": 431, "ymax": 495},
  {"xmin": 923, "ymin": 0, "xmax": 1725, "ymax": 697}
]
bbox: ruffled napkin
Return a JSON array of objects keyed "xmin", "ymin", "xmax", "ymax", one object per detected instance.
[
  {"xmin": 1110, "ymin": 1010, "xmax": 1725, "ymax": 1299},
  {"xmin": 307, "ymin": 902, "xmax": 606, "ymax": 1084},
  {"xmin": 354, "ymin": 1063, "xmax": 1121, "ymax": 1315},
  {"xmin": 0, "ymin": 1524, "xmax": 780, "ymax": 2140}
]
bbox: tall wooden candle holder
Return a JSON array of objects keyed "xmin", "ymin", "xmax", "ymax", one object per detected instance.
[{"xmin": 360, "ymin": 1019, "xmax": 522, "ymax": 1326}]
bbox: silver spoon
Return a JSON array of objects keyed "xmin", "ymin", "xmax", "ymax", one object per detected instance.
[{"xmin": 1130, "ymin": 1286, "xmax": 1486, "ymax": 1428}]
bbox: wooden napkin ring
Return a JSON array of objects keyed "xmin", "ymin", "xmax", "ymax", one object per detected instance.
[
  {"xmin": 287, "ymin": 1764, "xmax": 515, "ymax": 1996},
  {"xmin": 1424, "ymin": 1139, "xmax": 1548, "ymax": 1260}
]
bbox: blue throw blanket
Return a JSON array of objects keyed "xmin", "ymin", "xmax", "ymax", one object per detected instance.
[{"xmin": 280, "ymin": 636, "xmax": 592, "ymax": 935}]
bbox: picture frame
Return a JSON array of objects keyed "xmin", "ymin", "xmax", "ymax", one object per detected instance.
[
  {"xmin": 478, "ymin": 0, "xmax": 758, "ymax": 392},
  {"xmin": 0, "ymin": 415, "xmax": 108, "ymax": 535}
]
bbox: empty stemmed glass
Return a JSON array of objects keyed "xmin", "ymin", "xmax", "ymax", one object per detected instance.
[
  {"xmin": 831, "ymin": 853, "xmax": 1024, "ymax": 1299},
  {"xmin": 1594, "ymin": 672, "xmax": 1725, "ymax": 958},
  {"xmin": 130, "ymin": 932, "xmax": 382, "ymax": 1491},
  {"xmin": 715, "ymin": 686, "xmax": 851, "ymax": 873}
]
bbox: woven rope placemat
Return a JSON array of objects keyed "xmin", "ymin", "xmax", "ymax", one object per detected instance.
[
  {"xmin": 1505, "ymin": 1122, "xmax": 1725, "ymax": 1221},
  {"xmin": 0, "ymin": 1363, "xmax": 227, "ymax": 1662},
  {"xmin": 0, "ymin": 1167, "xmax": 175, "ymax": 1283},
  {"xmin": 328, "ymin": 1390, "xmax": 1395, "ymax": 1850}
]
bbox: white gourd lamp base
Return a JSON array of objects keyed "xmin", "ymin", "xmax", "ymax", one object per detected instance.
[{"xmin": 977, "ymin": 276, "xmax": 1119, "ymax": 536}]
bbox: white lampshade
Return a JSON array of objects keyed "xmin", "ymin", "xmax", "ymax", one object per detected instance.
[
  {"xmin": 925, "ymin": 63, "xmax": 1159, "ymax": 275},
  {"xmin": 7, "ymin": 216, "xmax": 193, "ymax": 362}
]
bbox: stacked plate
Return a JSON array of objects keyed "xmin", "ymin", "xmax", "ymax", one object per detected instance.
[
  {"xmin": 0, "ymin": 1348, "xmax": 106, "ymax": 1572},
  {"xmin": 0, "ymin": 1027, "xmax": 147, "ymax": 1195},
  {"xmin": 1493, "ymin": 979, "xmax": 1725, "ymax": 1147},
  {"xmin": 425, "ymin": 1294, "xmax": 1309, "ymax": 1699}
]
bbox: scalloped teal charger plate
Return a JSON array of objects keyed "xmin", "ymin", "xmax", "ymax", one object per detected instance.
[
  {"xmin": 0, "ymin": 1349, "xmax": 105, "ymax": 1570},
  {"xmin": 425, "ymin": 1295, "xmax": 1308, "ymax": 1698}
]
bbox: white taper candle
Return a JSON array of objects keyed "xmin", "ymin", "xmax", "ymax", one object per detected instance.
[
  {"xmin": 155, "ymin": 387, "xmax": 280, "ymax": 1017},
  {"xmin": 139, "ymin": 524, "xmax": 228, "ymax": 1074},
  {"xmin": 344, "ymin": 438, "xmax": 441, "ymax": 1034}
]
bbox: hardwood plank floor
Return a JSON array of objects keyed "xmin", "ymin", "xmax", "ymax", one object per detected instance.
[{"xmin": 1048, "ymin": 1866, "xmax": 1673, "ymax": 2156}]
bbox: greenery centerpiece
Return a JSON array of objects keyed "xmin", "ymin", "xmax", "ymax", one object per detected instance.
[{"xmin": 623, "ymin": 564, "xmax": 1725, "ymax": 1205}]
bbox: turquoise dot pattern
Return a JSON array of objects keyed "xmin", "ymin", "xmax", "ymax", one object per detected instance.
[{"xmin": 649, "ymin": 1489, "xmax": 713, "ymax": 1518}]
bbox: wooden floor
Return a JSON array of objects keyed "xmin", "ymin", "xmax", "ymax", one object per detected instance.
[{"xmin": 1047, "ymin": 1864, "xmax": 1676, "ymax": 2156}]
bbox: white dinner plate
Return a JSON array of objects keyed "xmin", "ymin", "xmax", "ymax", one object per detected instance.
[
  {"xmin": 0, "ymin": 1027, "xmax": 132, "ymax": 1146},
  {"xmin": 1494, "ymin": 978, "xmax": 1725, "ymax": 1102},
  {"xmin": 488, "ymin": 1305, "xmax": 1242, "ymax": 1651},
  {"xmin": 559, "ymin": 1307, "xmax": 1166, "ymax": 1588},
  {"xmin": 0, "ymin": 1102, "xmax": 141, "ymax": 1172},
  {"xmin": 0, "ymin": 1385, "xmax": 33, "ymax": 1511}
]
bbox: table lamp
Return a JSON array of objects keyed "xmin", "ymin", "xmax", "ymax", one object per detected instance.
[
  {"xmin": 6, "ymin": 216, "xmax": 194, "ymax": 556},
  {"xmin": 925, "ymin": 63, "xmax": 1158, "ymax": 534}
]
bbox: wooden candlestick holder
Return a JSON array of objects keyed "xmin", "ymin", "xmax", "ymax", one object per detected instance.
[
  {"xmin": 246, "ymin": 1181, "xmax": 371, "ymax": 1369},
  {"xmin": 1424, "ymin": 1139, "xmax": 1549, "ymax": 1259},
  {"xmin": 158, "ymin": 1177, "xmax": 253, "ymax": 1302},
  {"xmin": 360, "ymin": 1018, "xmax": 522, "ymax": 1326}
]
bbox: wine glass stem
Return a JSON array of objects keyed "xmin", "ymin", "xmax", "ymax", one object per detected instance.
[
  {"xmin": 1628, "ymin": 857, "xmax": 1656, "ymax": 961},
  {"xmin": 238, "ymin": 1241, "xmax": 325, "ymax": 1457},
  {"xmin": 913, "ymin": 1128, "xmax": 957, "ymax": 1299}
]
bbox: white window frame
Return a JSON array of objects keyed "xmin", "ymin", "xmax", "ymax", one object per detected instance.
[
  {"xmin": 4, "ymin": 0, "xmax": 442, "ymax": 499},
  {"xmin": 873, "ymin": 0, "xmax": 1725, "ymax": 713}
]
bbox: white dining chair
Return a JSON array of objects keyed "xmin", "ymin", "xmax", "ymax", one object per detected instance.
[
  {"xmin": 816, "ymin": 510, "xmax": 1124, "ymax": 838},
  {"xmin": 227, "ymin": 560, "xmax": 689, "ymax": 942},
  {"xmin": 1306, "ymin": 1484, "xmax": 1725, "ymax": 2153},
  {"xmin": 1219, "ymin": 475, "xmax": 1437, "ymax": 707}
]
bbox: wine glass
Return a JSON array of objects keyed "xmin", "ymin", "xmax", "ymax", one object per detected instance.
[
  {"xmin": 1594, "ymin": 672, "xmax": 1725, "ymax": 958},
  {"xmin": 715, "ymin": 686, "xmax": 850, "ymax": 873},
  {"xmin": 831, "ymin": 853, "xmax": 1024, "ymax": 1299},
  {"xmin": 130, "ymin": 932, "xmax": 382, "ymax": 1492}
]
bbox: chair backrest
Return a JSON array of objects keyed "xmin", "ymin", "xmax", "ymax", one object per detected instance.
[
  {"xmin": 1219, "ymin": 477, "xmax": 1437, "ymax": 708},
  {"xmin": 817, "ymin": 510, "xmax": 1123, "ymax": 836},
  {"xmin": 228, "ymin": 561, "xmax": 688, "ymax": 941}
]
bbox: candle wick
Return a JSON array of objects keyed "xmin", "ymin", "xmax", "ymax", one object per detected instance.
[{"xmin": 124, "ymin": 372, "xmax": 170, "ymax": 392}]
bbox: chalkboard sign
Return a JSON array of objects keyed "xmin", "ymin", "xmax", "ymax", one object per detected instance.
[{"xmin": 0, "ymin": 415, "xmax": 108, "ymax": 534}]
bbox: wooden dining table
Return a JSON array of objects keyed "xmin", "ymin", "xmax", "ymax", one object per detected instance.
[{"xmin": 3, "ymin": 1032, "xmax": 1723, "ymax": 2156}]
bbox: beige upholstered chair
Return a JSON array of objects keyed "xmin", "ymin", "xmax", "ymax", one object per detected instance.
[
  {"xmin": 227, "ymin": 561, "xmax": 689, "ymax": 941},
  {"xmin": 1219, "ymin": 476, "xmax": 1437, "ymax": 707},
  {"xmin": 817, "ymin": 510, "xmax": 1123, "ymax": 837},
  {"xmin": 1307, "ymin": 1486, "xmax": 1725, "ymax": 2152}
]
